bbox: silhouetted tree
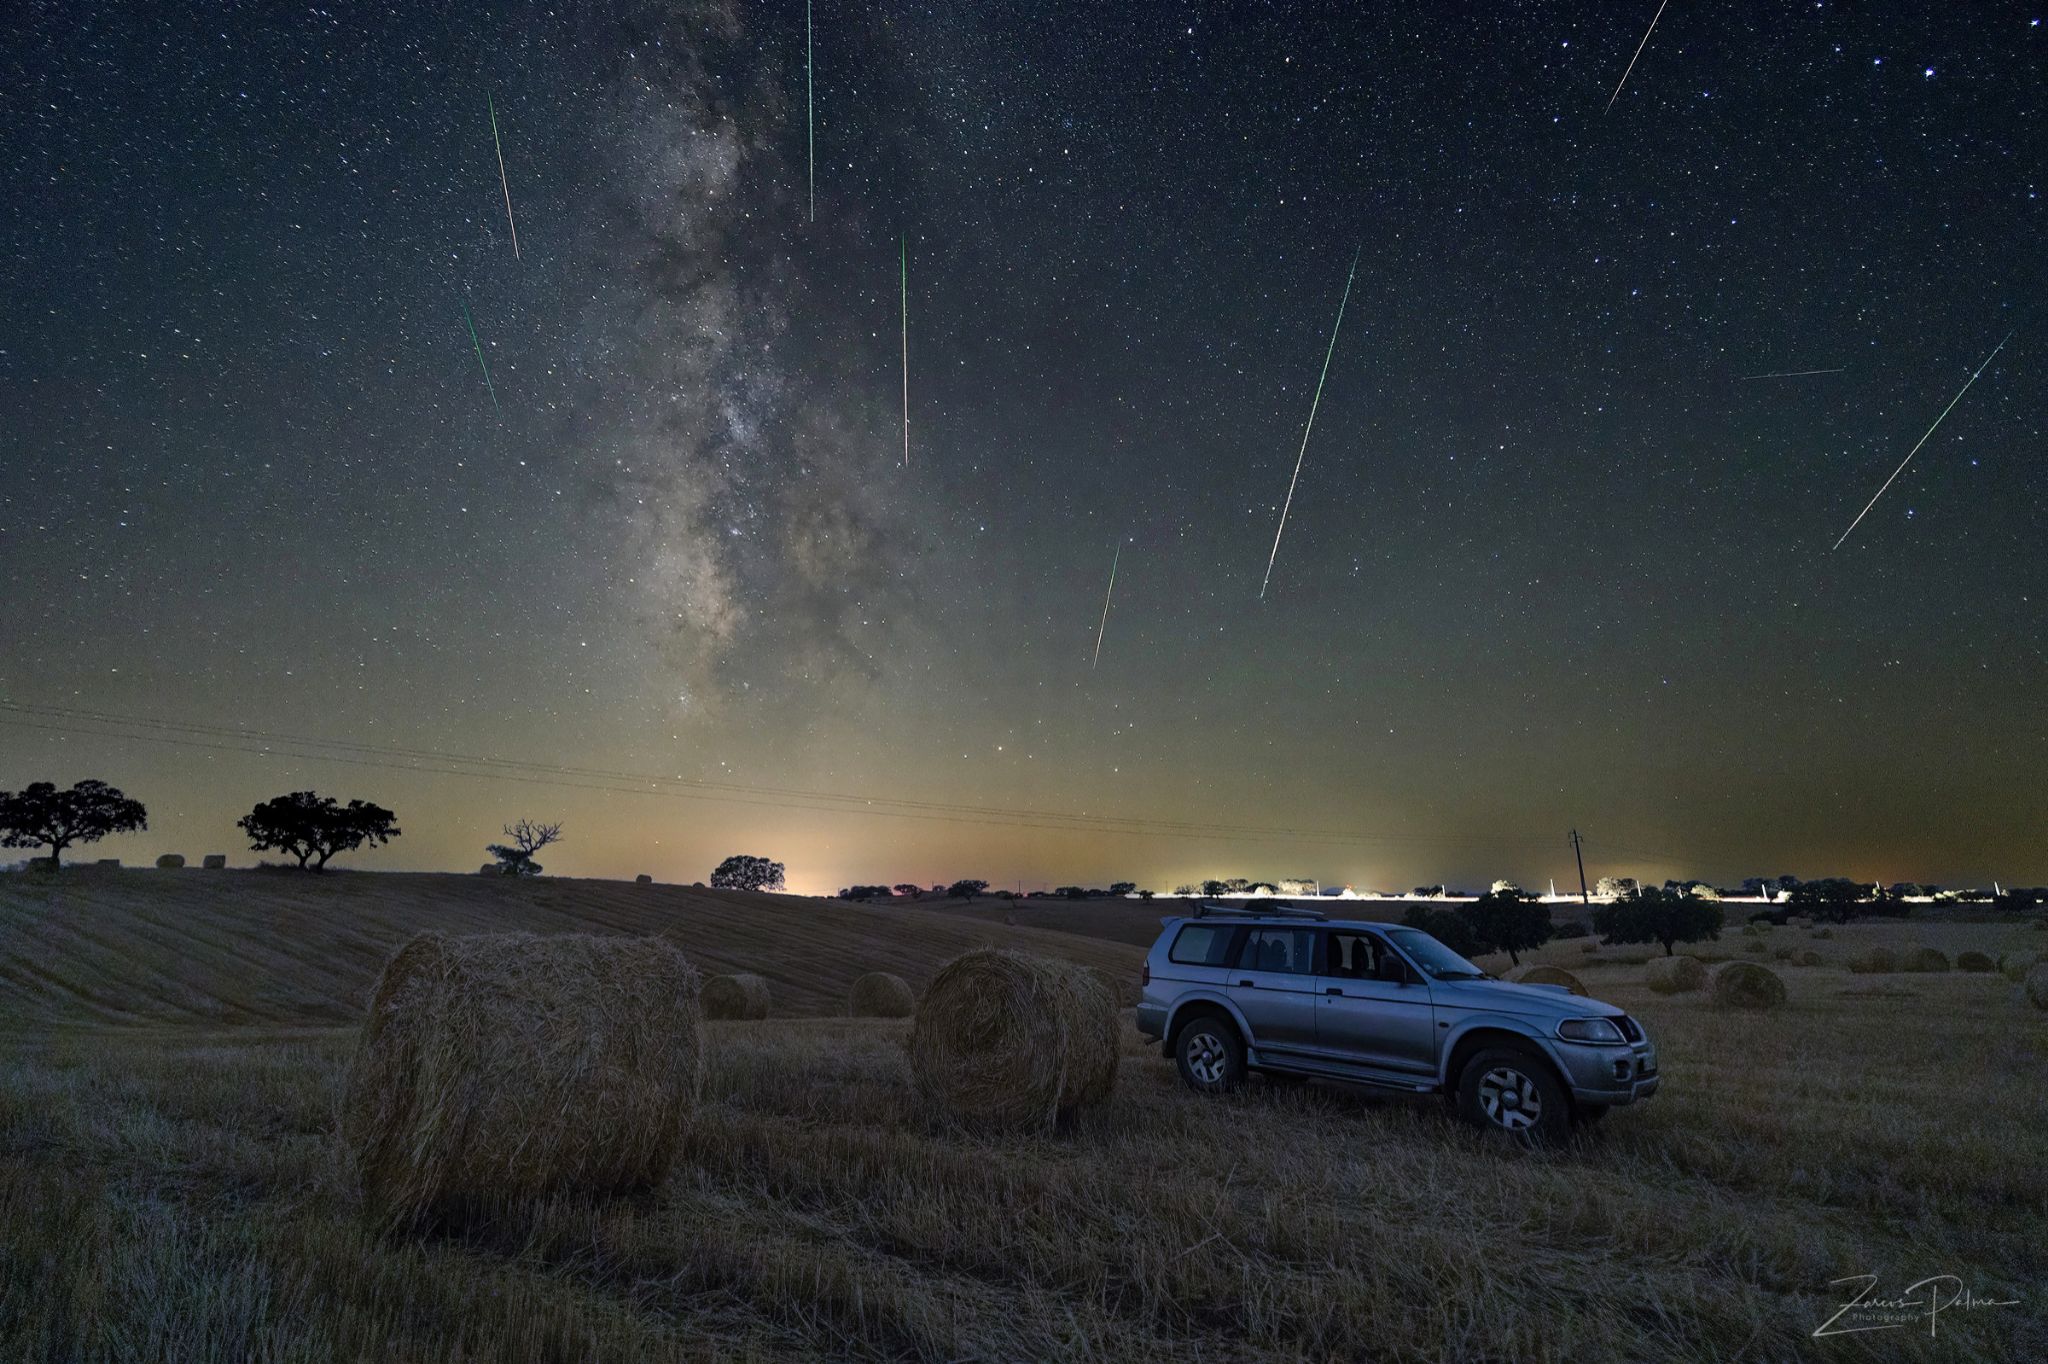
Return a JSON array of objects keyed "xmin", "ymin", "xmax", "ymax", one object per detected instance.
[
  {"xmin": 485, "ymin": 818, "xmax": 563, "ymax": 876},
  {"xmin": 1137, "ymin": 888, "xmax": 1155, "ymax": 900},
  {"xmin": 839, "ymin": 884, "xmax": 891, "ymax": 900},
  {"xmin": 1056, "ymin": 885, "xmax": 1087, "ymax": 900},
  {"xmin": 1199, "ymin": 879, "xmax": 1229, "ymax": 898},
  {"xmin": 0, "ymin": 779, "xmax": 148, "ymax": 869},
  {"xmin": 1461, "ymin": 890, "xmax": 1555, "ymax": 966},
  {"xmin": 237, "ymin": 791, "xmax": 398, "ymax": 870},
  {"xmin": 711, "ymin": 855, "xmax": 786, "ymax": 892},
  {"xmin": 1108, "ymin": 881, "xmax": 1137, "ymax": 896},
  {"xmin": 1787, "ymin": 876, "xmax": 1872, "ymax": 922},
  {"xmin": 947, "ymin": 878, "xmax": 989, "ymax": 901},
  {"xmin": 892, "ymin": 883, "xmax": 922, "ymax": 899},
  {"xmin": 1592, "ymin": 886, "xmax": 1724, "ymax": 955},
  {"xmin": 1402, "ymin": 904, "xmax": 1484, "ymax": 959}
]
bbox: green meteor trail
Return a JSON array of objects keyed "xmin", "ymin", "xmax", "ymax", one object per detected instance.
[
  {"xmin": 488, "ymin": 91, "xmax": 520, "ymax": 259},
  {"xmin": 1259, "ymin": 246, "xmax": 1360, "ymax": 599},
  {"xmin": 461, "ymin": 299, "xmax": 499, "ymax": 416}
]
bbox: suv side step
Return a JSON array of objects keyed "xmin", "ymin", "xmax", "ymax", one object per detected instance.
[{"xmin": 1249, "ymin": 1049, "xmax": 1439, "ymax": 1093}]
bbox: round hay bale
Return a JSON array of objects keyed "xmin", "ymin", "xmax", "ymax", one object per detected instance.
[
  {"xmin": 1510, "ymin": 965, "xmax": 1587, "ymax": 996},
  {"xmin": 1847, "ymin": 946, "xmax": 1897, "ymax": 974},
  {"xmin": 155, "ymin": 853, "xmax": 185, "ymax": 869},
  {"xmin": 1899, "ymin": 946, "xmax": 1950, "ymax": 973},
  {"xmin": 908, "ymin": 948, "xmax": 1119, "ymax": 1130},
  {"xmin": 1712, "ymin": 961, "xmax": 1787, "ymax": 1010},
  {"xmin": 1954, "ymin": 950, "xmax": 1994, "ymax": 973},
  {"xmin": 1644, "ymin": 955, "xmax": 1707, "ymax": 994},
  {"xmin": 1772, "ymin": 944, "xmax": 1795, "ymax": 961},
  {"xmin": 702, "ymin": 972, "xmax": 771, "ymax": 1020},
  {"xmin": 2027, "ymin": 964, "xmax": 2048, "ymax": 1011},
  {"xmin": 849, "ymin": 971, "xmax": 916, "ymax": 1018},
  {"xmin": 201, "ymin": 854, "xmax": 226, "ymax": 869},
  {"xmin": 1795, "ymin": 950, "xmax": 1823, "ymax": 968},
  {"xmin": 635, "ymin": 873, "xmax": 654, "ymax": 885},
  {"xmin": 1084, "ymin": 964, "xmax": 1140, "ymax": 1008},
  {"xmin": 340, "ymin": 931, "xmax": 703, "ymax": 1232},
  {"xmin": 478, "ymin": 864, "xmax": 498, "ymax": 876},
  {"xmin": 2003, "ymin": 952, "xmax": 2041, "ymax": 984}
]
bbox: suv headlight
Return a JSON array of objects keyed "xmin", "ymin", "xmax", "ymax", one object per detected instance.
[{"xmin": 1557, "ymin": 1017, "xmax": 1625, "ymax": 1044}]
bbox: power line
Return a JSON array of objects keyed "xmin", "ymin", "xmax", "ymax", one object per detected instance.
[{"xmin": 0, "ymin": 700, "xmax": 1587, "ymax": 855}]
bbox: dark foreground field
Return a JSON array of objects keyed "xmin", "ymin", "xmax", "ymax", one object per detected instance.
[{"xmin": 1, "ymin": 872, "xmax": 2043, "ymax": 1361}]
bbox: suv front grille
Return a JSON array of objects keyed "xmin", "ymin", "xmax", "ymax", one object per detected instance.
[{"xmin": 1614, "ymin": 1015, "xmax": 1644, "ymax": 1043}]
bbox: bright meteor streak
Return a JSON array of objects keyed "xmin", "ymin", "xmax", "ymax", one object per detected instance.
[
  {"xmin": 1260, "ymin": 247, "xmax": 1360, "ymax": 600},
  {"xmin": 1092, "ymin": 542, "xmax": 1121, "ymax": 670},
  {"xmin": 1606, "ymin": 0, "xmax": 1670, "ymax": 114},
  {"xmin": 899, "ymin": 234, "xmax": 910, "ymax": 468},
  {"xmin": 488, "ymin": 91, "xmax": 520, "ymax": 259},
  {"xmin": 1831, "ymin": 330, "xmax": 2012, "ymax": 552},
  {"xmin": 1739, "ymin": 366, "xmax": 1845, "ymax": 381},
  {"xmin": 461, "ymin": 298, "xmax": 499, "ymax": 416}
]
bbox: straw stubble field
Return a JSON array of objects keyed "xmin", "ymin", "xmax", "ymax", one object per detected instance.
[{"xmin": 1, "ymin": 872, "xmax": 2043, "ymax": 1361}]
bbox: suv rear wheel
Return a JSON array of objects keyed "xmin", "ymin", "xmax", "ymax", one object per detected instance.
[
  {"xmin": 1172, "ymin": 1014, "xmax": 1244, "ymax": 1094},
  {"xmin": 1456, "ymin": 1045, "xmax": 1570, "ymax": 1146}
]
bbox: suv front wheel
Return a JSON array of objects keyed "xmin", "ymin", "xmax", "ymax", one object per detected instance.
[
  {"xmin": 1172, "ymin": 1014, "xmax": 1244, "ymax": 1094},
  {"xmin": 1456, "ymin": 1046, "xmax": 1570, "ymax": 1145}
]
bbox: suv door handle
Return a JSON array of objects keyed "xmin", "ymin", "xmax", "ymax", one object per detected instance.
[
  {"xmin": 1324, "ymin": 986, "xmax": 1343, "ymax": 996},
  {"xmin": 1237, "ymin": 979, "xmax": 1254, "ymax": 987}
]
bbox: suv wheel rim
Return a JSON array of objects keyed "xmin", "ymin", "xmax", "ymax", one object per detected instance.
[
  {"xmin": 1184, "ymin": 1030, "xmax": 1227, "ymax": 1084},
  {"xmin": 1478, "ymin": 1066, "xmax": 1541, "ymax": 1131}
]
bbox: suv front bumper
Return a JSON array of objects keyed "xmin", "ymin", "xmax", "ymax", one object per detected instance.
[{"xmin": 1551, "ymin": 1038, "xmax": 1660, "ymax": 1107}]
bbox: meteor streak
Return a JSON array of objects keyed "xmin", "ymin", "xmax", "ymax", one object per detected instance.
[
  {"xmin": 1738, "ymin": 366, "xmax": 1845, "ymax": 381},
  {"xmin": 1606, "ymin": 0, "xmax": 1671, "ymax": 114},
  {"xmin": 461, "ymin": 299, "xmax": 499, "ymax": 416},
  {"xmin": 1831, "ymin": 330, "xmax": 2012, "ymax": 551},
  {"xmin": 1259, "ymin": 247, "xmax": 1360, "ymax": 599},
  {"xmin": 1092, "ymin": 542, "xmax": 1121, "ymax": 670},
  {"xmin": 909, "ymin": 233, "xmax": 917, "ymax": 466},
  {"xmin": 488, "ymin": 91, "xmax": 520, "ymax": 259}
]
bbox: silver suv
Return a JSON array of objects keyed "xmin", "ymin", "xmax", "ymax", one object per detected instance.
[{"xmin": 1135, "ymin": 904, "xmax": 1659, "ymax": 1143}]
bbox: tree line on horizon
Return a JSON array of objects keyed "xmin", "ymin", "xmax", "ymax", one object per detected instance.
[{"xmin": 3, "ymin": 779, "xmax": 2046, "ymax": 919}]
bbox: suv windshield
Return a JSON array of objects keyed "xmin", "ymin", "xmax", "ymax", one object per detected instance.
[{"xmin": 1386, "ymin": 927, "xmax": 1487, "ymax": 980}]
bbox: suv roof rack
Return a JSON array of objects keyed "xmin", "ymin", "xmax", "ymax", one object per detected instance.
[{"xmin": 1190, "ymin": 900, "xmax": 1328, "ymax": 922}]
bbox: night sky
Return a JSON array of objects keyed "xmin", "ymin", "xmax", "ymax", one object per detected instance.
[{"xmin": 2, "ymin": 1, "xmax": 2042, "ymax": 894}]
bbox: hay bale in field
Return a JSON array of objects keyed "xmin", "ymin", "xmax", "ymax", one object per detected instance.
[
  {"xmin": 1712, "ymin": 961, "xmax": 1786, "ymax": 1010},
  {"xmin": 96, "ymin": 858, "xmax": 120, "ymax": 868},
  {"xmin": 1644, "ymin": 955, "xmax": 1707, "ymax": 994},
  {"xmin": 201, "ymin": 854, "xmax": 226, "ymax": 869},
  {"xmin": 155, "ymin": 853, "xmax": 185, "ymax": 869},
  {"xmin": 1740, "ymin": 922, "xmax": 1764, "ymax": 937},
  {"xmin": 849, "ymin": 971, "xmax": 916, "ymax": 1018},
  {"xmin": 1955, "ymin": 951, "xmax": 1994, "ymax": 973},
  {"xmin": 1795, "ymin": 950, "xmax": 1823, "ymax": 968},
  {"xmin": 1510, "ymin": 964, "xmax": 1587, "ymax": 996},
  {"xmin": 1085, "ymin": 964, "xmax": 1140, "ymax": 1008},
  {"xmin": 635, "ymin": 873, "xmax": 653, "ymax": 884},
  {"xmin": 340, "ymin": 931, "xmax": 704, "ymax": 1232},
  {"xmin": 2026, "ymin": 964, "xmax": 2048, "ymax": 1010},
  {"xmin": 2001, "ymin": 952, "xmax": 2041, "ymax": 983},
  {"xmin": 702, "ymin": 972, "xmax": 771, "ymax": 1020},
  {"xmin": 1847, "ymin": 946, "xmax": 1897, "ymax": 974},
  {"xmin": 909, "ymin": 948, "xmax": 1119, "ymax": 1130},
  {"xmin": 478, "ymin": 863, "xmax": 498, "ymax": 876},
  {"xmin": 1899, "ymin": 946, "xmax": 1950, "ymax": 973},
  {"xmin": 1579, "ymin": 941, "xmax": 1598, "ymax": 955},
  {"xmin": 1772, "ymin": 944, "xmax": 1795, "ymax": 961}
]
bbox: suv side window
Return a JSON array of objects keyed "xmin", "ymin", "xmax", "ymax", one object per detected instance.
[
  {"xmin": 1168, "ymin": 924, "xmax": 1241, "ymax": 967},
  {"xmin": 1238, "ymin": 927, "xmax": 1318, "ymax": 975},
  {"xmin": 1326, "ymin": 931, "xmax": 1381, "ymax": 978}
]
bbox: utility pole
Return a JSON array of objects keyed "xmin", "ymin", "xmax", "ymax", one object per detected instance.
[{"xmin": 1570, "ymin": 829, "xmax": 1590, "ymax": 905}]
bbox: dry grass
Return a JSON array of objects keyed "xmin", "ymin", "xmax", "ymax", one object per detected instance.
[{"xmin": 1, "ymin": 873, "xmax": 2043, "ymax": 1361}]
